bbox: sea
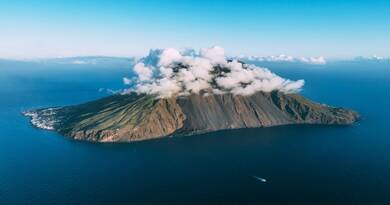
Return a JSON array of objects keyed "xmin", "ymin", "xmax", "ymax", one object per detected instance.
[{"xmin": 0, "ymin": 58, "xmax": 389, "ymax": 205}]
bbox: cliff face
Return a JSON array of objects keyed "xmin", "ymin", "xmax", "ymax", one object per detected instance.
[{"xmin": 25, "ymin": 91, "xmax": 359, "ymax": 142}]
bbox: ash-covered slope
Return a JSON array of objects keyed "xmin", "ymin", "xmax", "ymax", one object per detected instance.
[{"xmin": 24, "ymin": 91, "xmax": 359, "ymax": 142}]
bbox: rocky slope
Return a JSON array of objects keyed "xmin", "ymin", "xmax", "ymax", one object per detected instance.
[{"xmin": 24, "ymin": 91, "xmax": 359, "ymax": 142}]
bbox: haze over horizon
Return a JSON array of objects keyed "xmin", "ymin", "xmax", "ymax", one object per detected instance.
[{"xmin": 1, "ymin": 0, "xmax": 389, "ymax": 59}]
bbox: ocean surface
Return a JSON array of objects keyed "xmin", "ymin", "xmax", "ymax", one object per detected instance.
[{"xmin": 1, "ymin": 59, "xmax": 390, "ymax": 205}]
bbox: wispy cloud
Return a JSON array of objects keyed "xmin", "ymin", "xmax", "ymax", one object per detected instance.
[
  {"xmin": 354, "ymin": 55, "xmax": 390, "ymax": 61},
  {"xmin": 237, "ymin": 54, "xmax": 326, "ymax": 65},
  {"xmin": 4, "ymin": 56, "xmax": 135, "ymax": 65}
]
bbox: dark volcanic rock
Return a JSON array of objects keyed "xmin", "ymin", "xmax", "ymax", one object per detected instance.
[{"xmin": 24, "ymin": 91, "xmax": 359, "ymax": 142}]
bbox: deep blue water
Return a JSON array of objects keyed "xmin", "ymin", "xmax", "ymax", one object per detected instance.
[{"xmin": 1, "ymin": 59, "xmax": 390, "ymax": 205}]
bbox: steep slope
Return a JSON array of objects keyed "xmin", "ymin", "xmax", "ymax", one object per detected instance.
[
  {"xmin": 24, "ymin": 91, "xmax": 359, "ymax": 142},
  {"xmin": 175, "ymin": 91, "xmax": 357, "ymax": 135}
]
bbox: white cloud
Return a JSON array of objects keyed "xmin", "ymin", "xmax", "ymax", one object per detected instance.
[
  {"xmin": 299, "ymin": 56, "xmax": 326, "ymax": 65},
  {"xmin": 355, "ymin": 55, "xmax": 390, "ymax": 61},
  {"xmin": 126, "ymin": 46, "xmax": 305, "ymax": 98},
  {"xmin": 123, "ymin": 77, "xmax": 132, "ymax": 85},
  {"xmin": 133, "ymin": 62, "xmax": 153, "ymax": 81},
  {"xmin": 158, "ymin": 48, "xmax": 182, "ymax": 67},
  {"xmin": 200, "ymin": 46, "xmax": 226, "ymax": 64}
]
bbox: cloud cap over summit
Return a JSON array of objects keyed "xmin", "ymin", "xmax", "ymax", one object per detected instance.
[{"xmin": 125, "ymin": 46, "xmax": 304, "ymax": 98}]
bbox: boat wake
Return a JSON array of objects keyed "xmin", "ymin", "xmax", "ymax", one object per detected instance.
[{"xmin": 253, "ymin": 176, "xmax": 267, "ymax": 183}]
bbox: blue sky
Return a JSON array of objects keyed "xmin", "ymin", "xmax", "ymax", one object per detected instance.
[{"xmin": 0, "ymin": 0, "xmax": 389, "ymax": 58}]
